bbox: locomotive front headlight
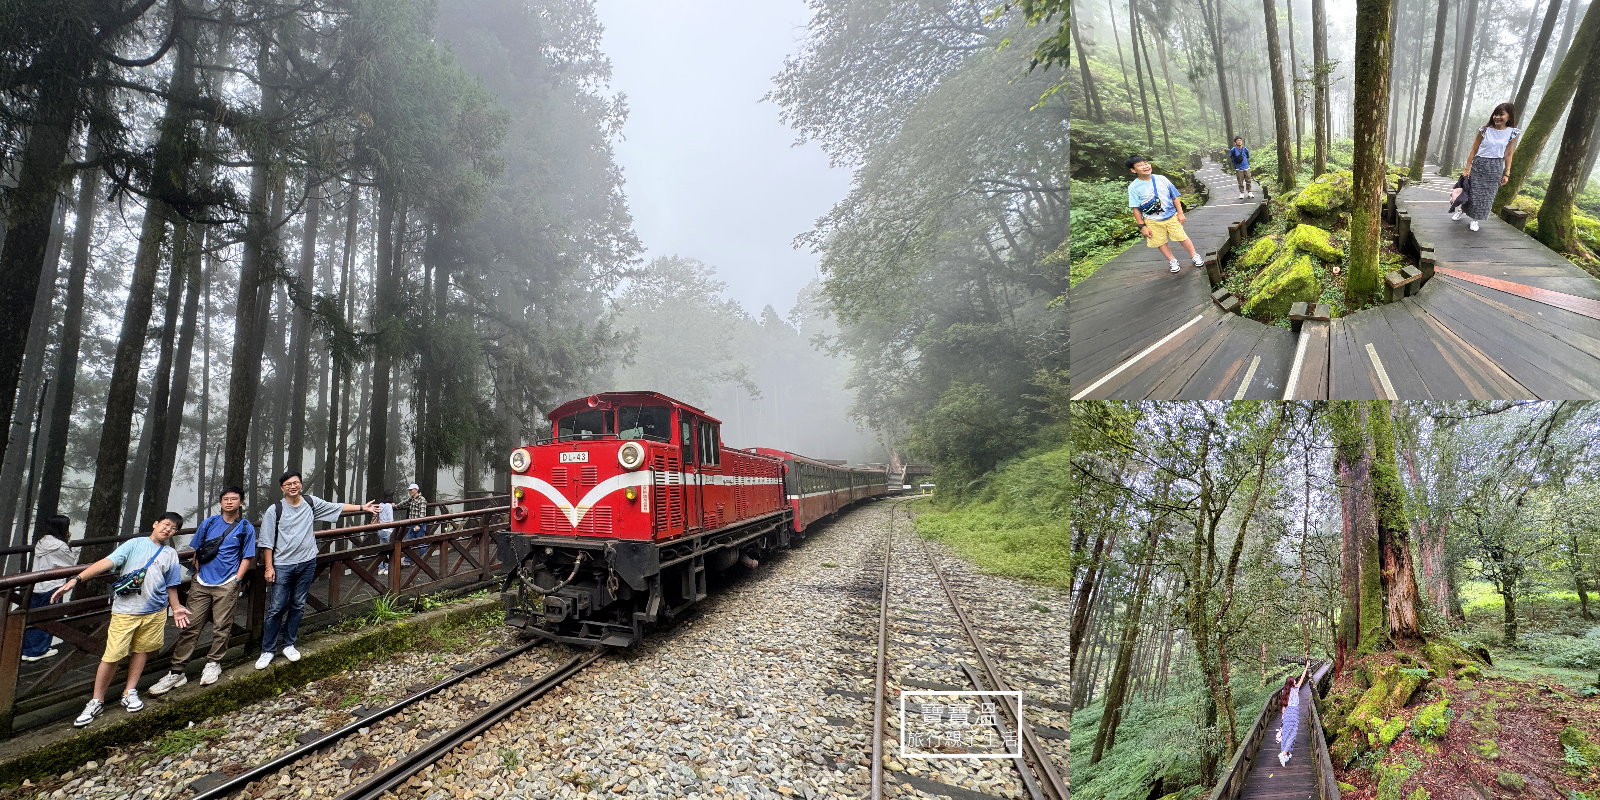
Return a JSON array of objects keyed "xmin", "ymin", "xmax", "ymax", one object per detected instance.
[
  {"xmin": 510, "ymin": 448, "xmax": 531, "ymax": 472},
  {"xmin": 618, "ymin": 441, "xmax": 645, "ymax": 470}
]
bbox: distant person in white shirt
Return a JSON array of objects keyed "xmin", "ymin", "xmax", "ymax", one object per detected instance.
[{"xmin": 23, "ymin": 514, "xmax": 78, "ymax": 661}]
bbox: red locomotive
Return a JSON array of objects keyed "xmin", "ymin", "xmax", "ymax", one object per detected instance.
[{"xmin": 495, "ymin": 391, "xmax": 887, "ymax": 646}]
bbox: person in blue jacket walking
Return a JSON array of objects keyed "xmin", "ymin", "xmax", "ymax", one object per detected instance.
[{"xmin": 1229, "ymin": 137, "xmax": 1253, "ymax": 200}]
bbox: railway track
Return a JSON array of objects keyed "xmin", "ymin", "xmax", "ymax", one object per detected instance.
[
  {"xmin": 187, "ymin": 641, "xmax": 601, "ymax": 800},
  {"xmin": 869, "ymin": 499, "xmax": 1067, "ymax": 800}
]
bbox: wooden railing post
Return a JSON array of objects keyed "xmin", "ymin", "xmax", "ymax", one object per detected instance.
[{"xmin": 0, "ymin": 587, "xmax": 29, "ymax": 733}]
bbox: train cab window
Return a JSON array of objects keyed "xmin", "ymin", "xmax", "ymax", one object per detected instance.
[
  {"xmin": 557, "ymin": 409, "xmax": 613, "ymax": 441},
  {"xmin": 699, "ymin": 421, "xmax": 720, "ymax": 466},
  {"xmin": 618, "ymin": 406, "xmax": 671, "ymax": 442},
  {"xmin": 680, "ymin": 418, "xmax": 695, "ymax": 465}
]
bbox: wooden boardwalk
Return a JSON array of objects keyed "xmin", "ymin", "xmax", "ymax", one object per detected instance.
[
  {"xmin": 1238, "ymin": 683, "xmax": 1319, "ymax": 800},
  {"xmin": 1070, "ymin": 162, "xmax": 1600, "ymax": 399}
]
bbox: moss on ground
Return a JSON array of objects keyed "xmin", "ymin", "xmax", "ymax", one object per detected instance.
[
  {"xmin": 1242, "ymin": 253, "xmax": 1319, "ymax": 318},
  {"xmin": 0, "ymin": 597, "xmax": 503, "ymax": 788},
  {"xmin": 1284, "ymin": 223, "xmax": 1343, "ymax": 262},
  {"xmin": 1291, "ymin": 170, "xmax": 1354, "ymax": 217},
  {"xmin": 1412, "ymin": 698, "xmax": 1450, "ymax": 740},
  {"xmin": 1238, "ymin": 236, "xmax": 1280, "ymax": 270}
]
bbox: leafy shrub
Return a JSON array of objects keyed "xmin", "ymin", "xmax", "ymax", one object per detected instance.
[{"xmin": 1521, "ymin": 631, "xmax": 1600, "ymax": 670}]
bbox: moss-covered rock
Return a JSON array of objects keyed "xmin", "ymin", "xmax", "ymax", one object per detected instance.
[
  {"xmin": 1412, "ymin": 698, "xmax": 1450, "ymax": 740},
  {"xmin": 1284, "ymin": 223, "xmax": 1343, "ymax": 262},
  {"xmin": 1377, "ymin": 716, "xmax": 1407, "ymax": 746},
  {"xmin": 1338, "ymin": 782, "xmax": 1358, "ymax": 794},
  {"xmin": 1243, "ymin": 253, "xmax": 1319, "ymax": 318},
  {"xmin": 1239, "ymin": 235, "xmax": 1280, "ymax": 270},
  {"xmin": 1405, "ymin": 788, "xmax": 1429, "ymax": 800},
  {"xmin": 1292, "ymin": 170, "xmax": 1354, "ymax": 216},
  {"xmin": 1477, "ymin": 739, "xmax": 1501, "ymax": 759},
  {"xmin": 1327, "ymin": 662, "xmax": 1432, "ymax": 768},
  {"xmin": 1560, "ymin": 726, "xmax": 1600, "ymax": 776},
  {"xmin": 1497, "ymin": 771, "xmax": 1526, "ymax": 791},
  {"xmin": 1376, "ymin": 761, "xmax": 1414, "ymax": 800}
]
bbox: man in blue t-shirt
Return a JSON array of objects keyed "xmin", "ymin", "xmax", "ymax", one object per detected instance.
[
  {"xmin": 1127, "ymin": 155, "xmax": 1205, "ymax": 274},
  {"xmin": 150, "ymin": 486, "xmax": 257, "ymax": 695},
  {"xmin": 52, "ymin": 512, "xmax": 191, "ymax": 727},
  {"xmin": 1229, "ymin": 137, "xmax": 1254, "ymax": 199}
]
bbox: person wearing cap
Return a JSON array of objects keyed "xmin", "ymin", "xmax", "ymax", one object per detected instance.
[
  {"xmin": 255, "ymin": 471, "xmax": 378, "ymax": 669},
  {"xmin": 397, "ymin": 483, "xmax": 429, "ymax": 566},
  {"xmin": 1127, "ymin": 154, "xmax": 1205, "ymax": 274}
]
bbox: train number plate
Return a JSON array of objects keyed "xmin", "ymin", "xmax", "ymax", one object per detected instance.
[{"xmin": 559, "ymin": 452, "xmax": 589, "ymax": 463}]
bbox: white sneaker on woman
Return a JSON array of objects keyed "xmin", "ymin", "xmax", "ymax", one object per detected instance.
[
  {"xmin": 1469, "ymin": 220, "xmax": 1479, "ymax": 231},
  {"xmin": 1279, "ymin": 752, "xmax": 1291, "ymax": 766},
  {"xmin": 1451, "ymin": 209, "xmax": 1463, "ymax": 221}
]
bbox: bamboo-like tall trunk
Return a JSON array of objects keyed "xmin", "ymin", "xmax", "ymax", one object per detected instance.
[
  {"xmin": 1264, "ymin": 0, "xmax": 1297, "ymax": 188},
  {"xmin": 287, "ymin": 174, "xmax": 322, "ymax": 473},
  {"xmin": 1515, "ymin": 0, "xmax": 1567, "ymax": 113},
  {"xmin": 1202, "ymin": 0, "xmax": 1237, "ymax": 140},
  {"xmin": 1440, "ymin": 0, "xmax": 1479, "ymax": 173},
  {"xmin": 1536, "ymin": 40, "xmax": 1600, "ymax": 252},
  {"xmin": 1312, "ymin": 0, "xmax": 1330, "ymax": 172},
  {"xmin": 1070, "ymin": 11, "xmax": 1105, "ymax": 122},
  {"xmin": 1410, "ymin": 0, "xmax": 1452, "ymax": 179}
]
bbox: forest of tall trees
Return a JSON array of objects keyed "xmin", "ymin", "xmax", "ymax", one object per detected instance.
[
  {"xmin": 1070, "ymin": 401, "xmax": 1600, "ymax": 799},
  {"xmin": 1069, "ymin": 0, "xmax": 1600, "ymax": 301},
  {"xmin": 0, "ymin": 0, "xmax": 1066, "ymax": 558}
]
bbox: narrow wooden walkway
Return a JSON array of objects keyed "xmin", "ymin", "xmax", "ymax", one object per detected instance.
[
  {"xmin": 1069, "ymin": 162, "xmax": 1600, "ymax": 399},
  {"xmin": 1069, "ymin": 162, "xmax": 1295, "ymax": 399},
  {"xmin": 1238, "ymin": 683, "xmax": 1318, "ymax": 800}
]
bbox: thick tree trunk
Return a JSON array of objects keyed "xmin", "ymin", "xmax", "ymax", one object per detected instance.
[
  {"xmin": 148, "ymin": 221, "xmax": 204, "ymax": 523},
  {"xmin": 1369, "ymin": 403, "xmax": 1425, "ymax": 639},
  {"xmin": 223, "ymin": 38, "xmax": 280, "ymax": 492},
  {"xmin": 366, "ymin": 186, "xmax": 400, "ymax": 497},
  {"xmin": 1070, "ymin": 11, "xmax": 1105, "ymax": 122},
  {"xmin": 1332, "ymin": 403, "xmax": 1380, "ymax": 665},
  {"xmin": 1312, "ymin": 0, "xmax": 1330, "ymax": 172},
  {"xmin": 1499, "ymin": 0, "xmax": 1600, "ymax": 209},
  {"xmin": 1129, "ymin": 0, "xmax": 1155, "ymax": 150},
  {"xmin": 0, "ymin": 51, "xmax": 91, "ymax": 465},
  {"xmin": 1203, "ymin": 0, "xmax": 1237, "ymax": 140},
  {"xmin": 287, "ymin": 175, "xmax": 322, "ymax": 473},
  {"xmin": 85, "ymin": 28, "xmax": 197, "ymax": 544},
  {"xmin": 1347, "ymin": 0, "xmax": 1394, "ymax": 306},
  {"xmin": 0, "ymin": 200, "xmax": 65, "ymax": 546},
  {"xmin": 128, "ymin": 253, "xmax": 186, "ymax": 531},
  {"xmin": 1410, "ymin": 0, "xmax": 1452, "ymax": 179},
  {"xmin": 1264, "ymin": 0, "xmax": 1297, "ymax": 188},
  {"xmin": 1536, "ymin": 44, "xmax": 1600, "ymax": 252},
  {"xmin": 1441, "ymin": 0, "xmax": 1480, "ymax": 173},
  {"xmin": 36, "ymin": 139, "xmax": 100, "ymax": 520},
  {"xmin": 1091, "ymin": 511, "xmax": 1162, "ymax": 765}
]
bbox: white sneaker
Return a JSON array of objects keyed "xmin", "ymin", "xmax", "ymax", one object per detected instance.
[
  {"xmin": 1168, "ymin": 260, "xmax": 1181, "ymax": 273},
  {"xmin": 120, "ymin": 689, "xmax": 144, "ymax": 713},
  {"xmin": 255, "ymin": 652, "xmax": 274, "ymax": 670},
  {"xmin": 1192, "ymin": 254, "xmax": 1205, "ymax": 268},
  {"xmin": 1248, "ymin": 191, "xmax": 1255, "ymax": 198},
  {"xmin": 201, "ymin": 661, "xmax": 223, "ymax": 686},
  {"xmin": 1239, "ymin": 193, "xmax": 1247, "ymax": 200},
  {"xmin": 1451, "ymin": 209, "xmax": 1463, "ymax": 221},
  {"xmin": 1279, "ymin": 752, "xmax": 1290, "ymax": 766},
  {"xmin": 283, "ymin": 645, "xmax": 302, "ymax": 662},
  {"xmin": 74, "ymin": 699, "xmax": 104, "ymax": 727},
  {"xmin": 1275, "ymin": 729, "xmax": 1282, "ymax": 743},
  {"xmin": 20, "ymin": 648, "xmax": 58, "ymax": 662},
  {"xmin": 148, "ymin": 672, "xmax": 187, "ymax": 696},
  {"xmin": 1469, "ymin": 220, "xmax": 1479, "ymax": 231}
]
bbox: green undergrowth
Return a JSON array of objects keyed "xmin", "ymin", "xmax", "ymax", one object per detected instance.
[
  {"xmin": 912, "ymin": 443, "xmax": 1068, "ymax": 589},
  {"xmin": 0, "ymin": 595, "xmax": 503, "ymax": 788},
  {"xmin": 1454, "ymin": 580, "xmax": 1600, "ymax": 688},
  {"xmin": 1504, "ymin": 195, "xmax": 1600, "ymax": 277},
  {"xmin": 1070, "ymin": 663, "xmax": 1301, "ymax": 800}
]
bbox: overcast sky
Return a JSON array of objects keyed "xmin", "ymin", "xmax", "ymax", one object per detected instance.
[{"xmin": 596, "ymin": 1, "xmax": 853, "ymax": 317}]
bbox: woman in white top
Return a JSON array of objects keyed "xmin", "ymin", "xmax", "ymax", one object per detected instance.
[
  {"xmin": 1455, "ymin": 103, "xmax": 1519, "ymax": 231},
  {"xmin": 24, "ymin": 515, "xmax": 78, "ymax": 661}
]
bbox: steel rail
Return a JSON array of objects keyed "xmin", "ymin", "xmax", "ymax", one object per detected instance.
[
  {"xmin": 337, "ymin": 649, "xmax": 602, "ymax": 800},
  {"xmin": 187, "ymin": 639, "xmax": 546, "ymax": 800},
  {"xmin": 920, "ymin": 537, "xmax": 1068, "ymax": 800},
  {"xmin": 868, "ymin": 499, "xmax": 908, "ymax": 800},
  {"xmin": 960, "ymin": 663, "xmax": 1045, "ymax": 800}
]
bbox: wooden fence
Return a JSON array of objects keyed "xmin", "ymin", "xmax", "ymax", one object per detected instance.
[{"xmin": 0, "ymin": 497, "xmax": 509, "ymax": 735}]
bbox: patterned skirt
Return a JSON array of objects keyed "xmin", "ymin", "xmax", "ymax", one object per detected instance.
[{"xmin": 1465, "ymin": 156, "xmax": 1503, "ymax": 221}]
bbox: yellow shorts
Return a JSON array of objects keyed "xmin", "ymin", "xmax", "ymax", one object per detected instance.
[
  {"xmin": 1143, "ymin": 216, "xmax": 1189, "ymax": 247},
  {"xmin": 104, "ymin": 611, "xmax": 167, "ymax": 662}
]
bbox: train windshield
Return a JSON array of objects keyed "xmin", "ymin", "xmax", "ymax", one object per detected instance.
[
  {"xmin": 556, "ymin": 409, "xmax": 614, "ymax": 440},
  {"xmin": 616, "ymin": 406, "xmax": 672, "ymax": 442}
]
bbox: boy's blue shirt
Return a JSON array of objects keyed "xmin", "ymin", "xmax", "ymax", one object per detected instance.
[
  {"xmin": 192, "ymin": 513, "xmax": 258, "ymax": 586},
  {"xmin": 1127, "ymin": 174, "xmax": 1181, "ymax": 221},
  {"xmin": 1230, "ymin": 145, "xmax": 1251, "ymax": 169}
]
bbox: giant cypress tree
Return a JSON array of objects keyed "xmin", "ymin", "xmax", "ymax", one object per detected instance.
[
  {"xmin": 1330, "ymin": 402, "xmax": 1427, "ymax": 668},
  {"xmin": 1347, "ymin": 0, "xmax": 1395, "ymax": 305}
]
